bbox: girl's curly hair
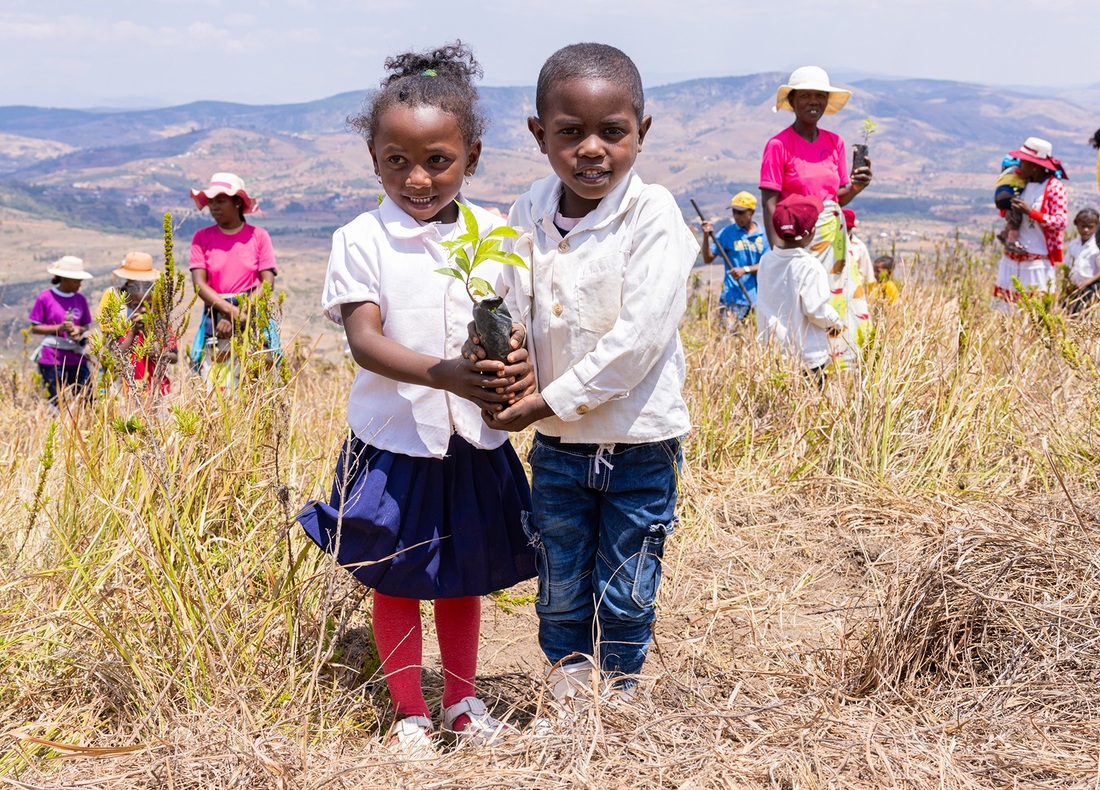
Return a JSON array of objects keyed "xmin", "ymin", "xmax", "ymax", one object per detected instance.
[{"xmin": 350, "ymin": 41, "xmax": 488, "ymax": 146}]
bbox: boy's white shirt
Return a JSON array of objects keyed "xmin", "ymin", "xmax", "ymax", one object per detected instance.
[
  {"xmin": 499, "ymin": 170, "xmax": 697, "ymax": 444},
  {"xmin": 321, "ymin": 196, "xmax": 510, "ymax": 457},
  {"xmin": 755, "ymin": 245, "xmax": 844, "ymax": 369},
  {"xmin": 1068, "ymin": 237, "xmax": 1100, "ymax": 285}
]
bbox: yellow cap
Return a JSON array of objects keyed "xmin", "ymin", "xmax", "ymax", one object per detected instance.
[{"xmin": 730, "ymin": 191, "xmax": 757, "ymax": 211}]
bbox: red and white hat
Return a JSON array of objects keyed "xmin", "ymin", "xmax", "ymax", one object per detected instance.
[
  {"xmin": 1009, "ymin": 137, "xmax": 1060, "ymax": 172},
  {"xmin": 190, "ymin": 172, "xmax": 259, "ymax": 214}
]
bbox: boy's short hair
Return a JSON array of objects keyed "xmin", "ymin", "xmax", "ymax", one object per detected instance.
[
  {"xmin": 535, "ymin": 43, "xmax": 645, "ymax": 122},
  {"xmin": 1074, "ymin": 207, "xmax": 1099, "ymax": 225},
  {"xmin": 874, "ymin": 255, "xmax": 895, "ymax": 271}
]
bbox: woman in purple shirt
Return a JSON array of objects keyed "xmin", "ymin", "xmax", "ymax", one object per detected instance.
[{"xmin": 28, "ymin": 256, "xmax": 94, "ymax": 404}]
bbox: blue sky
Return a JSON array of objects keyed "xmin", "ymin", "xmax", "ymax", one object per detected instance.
[{"xmin": 1, "ymin": 0, "xmax": 1086, "ymax": 108}]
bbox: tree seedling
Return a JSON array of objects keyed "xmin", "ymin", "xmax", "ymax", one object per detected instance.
[{"xmin": 435, "ymin": 201, "xmax": 528, "ymax": 361}]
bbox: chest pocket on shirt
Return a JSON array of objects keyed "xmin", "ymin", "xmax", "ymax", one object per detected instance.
[{"xmin": 576, "ymin": 253, "xmax": 627, "ymax": 335}]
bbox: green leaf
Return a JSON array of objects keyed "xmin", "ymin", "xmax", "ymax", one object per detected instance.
[
  {"xmin": 482, "ymin": 250, "xmax": 529, "ymax": 268},
  {"xmin": 457, "ymin": 202, "xmax": 480, "ymax": 240},
  {"xmin": 452, "ymin": 250, "xmax": 471, "ymax": 274},
  {"xmin": 434, "ymin": 267, "xmax": 465, "ymax": 280},
  {"xmin": 484, "ymin": 226, "xmax": 520, "ymax": 241},
  {"xmin": 468, "ymin": 277, "xmax": 495, "ymax": 299}
]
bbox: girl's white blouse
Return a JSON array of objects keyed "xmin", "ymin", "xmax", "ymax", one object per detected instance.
[{"xmin": 322, "ymin": 197, "xmax": 510, "ymax": 458}]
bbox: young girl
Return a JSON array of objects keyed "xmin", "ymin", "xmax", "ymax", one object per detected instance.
[
  {"xmin": 188, "ymin": 172, "xmax": 278, "ymax": 388},
  {"xmin": 28, "ymin": 255, "xmax": 94, "ymax": 405},
  {"xmin": 296, "ymin": 42, "xmax": 535, "ymax": 756}
]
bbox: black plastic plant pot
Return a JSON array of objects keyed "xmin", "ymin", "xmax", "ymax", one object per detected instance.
[
  {"xmin": 473, "ymin": 297, "xmax": 513, "ymax": 362},
  {"xmin": 852, "ymin": 144, "xmax": 869, "ymax": 172}
]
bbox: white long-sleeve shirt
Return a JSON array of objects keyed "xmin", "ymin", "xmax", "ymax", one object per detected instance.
[
  {"xmin": 755, "ymin": 246, "xmax": 844, "ymax": 370},
  {"xmin": 498, "ymin": 171, "xmax": 698, "ymax": 444}
]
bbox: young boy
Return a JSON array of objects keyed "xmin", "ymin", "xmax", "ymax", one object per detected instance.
[
  {"xmin": 699, "ymin": 191, "xmax": 769, "ymax": 326},
  {"xmin": 482, "ymin": 43, "xmax": 698, "ymax": 700},
  {"xmin": 1067, "ymin": 208, "xmax": 1100, "ymax": 314},
  {"xmin": 755, "ymin": 194, "xmax": 845, "ymax": 386},
  {"xmin": 868, "ymin": 255, "xmax": 901, "ymax": 306}
]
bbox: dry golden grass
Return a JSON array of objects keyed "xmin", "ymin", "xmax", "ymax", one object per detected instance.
[{"xmin": 0, "ymin": 236, "xmax": 1098, "ymax": 788}]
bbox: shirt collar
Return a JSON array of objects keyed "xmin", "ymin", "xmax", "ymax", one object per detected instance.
[
  {"xmin": 530, "ymin": 170, "xmax": 644, "ymax": 235},
  {"xmin": 378, "ymin": 192, "xmax": 472, "ymax": 242}
]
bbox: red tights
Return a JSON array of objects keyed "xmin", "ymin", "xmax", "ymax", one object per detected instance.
[{"xmin": 371, "ymin": 592, "xmax": 481, "ymax": 720}]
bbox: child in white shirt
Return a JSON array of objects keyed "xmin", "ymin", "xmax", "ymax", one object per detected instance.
[
  {"xmin": 474, "ymin": 43, "xmax": 698, "ymax": 699},
  {"xmin": 756, "ymin": 194, "xmax": 846, "ymax": 386}
]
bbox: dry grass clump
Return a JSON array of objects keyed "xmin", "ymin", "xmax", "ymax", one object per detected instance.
[{"xmin": 850, "ymin": 507, "xmax": 1100, "ymax": 704}]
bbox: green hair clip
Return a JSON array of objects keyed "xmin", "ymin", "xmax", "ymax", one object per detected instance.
[{"xmin": 421, "ymin": 69, "xmax": 438, "ymax": 77}]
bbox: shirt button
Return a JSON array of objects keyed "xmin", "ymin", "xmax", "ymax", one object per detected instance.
[
  {"xmin": 552, "ymin": 303, "xmax": 563, "ymax": 316},
  {"xmin": 576, "ymin": 405, "xmax": 589, "ymax": 415},
  {"xmin": 558, "ymin": 240, "xmax": 570, "ymax": 252}
]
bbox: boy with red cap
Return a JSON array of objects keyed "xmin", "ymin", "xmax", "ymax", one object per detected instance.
[{"xmin": 756, "ymin": 195, "xmax": 846, "ymax": 387}]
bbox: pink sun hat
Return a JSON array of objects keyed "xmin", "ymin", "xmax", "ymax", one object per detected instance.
[{"xmin": 190, "ymin": 172, "xmax": 259, "ymax": 214}]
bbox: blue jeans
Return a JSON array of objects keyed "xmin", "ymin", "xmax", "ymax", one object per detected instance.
[{"xmin": 523, "ymin": 432, "xmax": 681, "ymax": 679}]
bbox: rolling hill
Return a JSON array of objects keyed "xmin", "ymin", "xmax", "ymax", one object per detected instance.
[{"xmin": 0, "ymin": 73, "xmax": 1096, "ymax": 243}]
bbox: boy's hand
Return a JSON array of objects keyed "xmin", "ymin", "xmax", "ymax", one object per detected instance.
[{"xmin": 481, "ymin": 392, "xmax": 555, "ymax": 432}]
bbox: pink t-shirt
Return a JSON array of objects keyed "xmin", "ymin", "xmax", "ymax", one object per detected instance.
[
  {"xmin": 759, "ymin": 126, "xmax": 849, "ymax": 202},
  {"xmin": 189, "ymin": 224, "xmax": 277, "ymax": 294}
]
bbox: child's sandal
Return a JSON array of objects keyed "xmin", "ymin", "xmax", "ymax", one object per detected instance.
[
  {"xmin": 442, "ymin": 697, "xmax": 514, "ymax": 747},
  {"xmin": 385, "ymin": 715, "xmax": 437, "ymax": 760}
]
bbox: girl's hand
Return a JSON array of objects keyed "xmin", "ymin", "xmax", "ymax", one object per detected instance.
[
  {"xmin": 1009, "ymin": 196, "xmax": 1031, "ymax": 215},
  {"xmin": 439, "ymin": 356, "xmax": 517, "ymax": 412}
]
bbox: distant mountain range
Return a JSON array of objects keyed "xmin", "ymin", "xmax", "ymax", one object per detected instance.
[{"xmin": 0, "ymin": 73, "xmax": 1096, "ymax": 239}]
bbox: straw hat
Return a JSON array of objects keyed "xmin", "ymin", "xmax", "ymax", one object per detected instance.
[
  {"xmin": 190, "ymin": 172, "xmax": 258, "ymax": 213},
  {"xmin": 774, "ymin": 66, "xmax": 851, "ymax": 115},
  {"xmin": 46, "ymin": 255, "xmax": 93, "ymax": 281},
  {"xmin": 112, "ymin": 251, "xmax": 160, "ymax": 282}
]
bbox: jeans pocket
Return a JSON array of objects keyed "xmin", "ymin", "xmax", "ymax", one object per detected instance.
[
  {"xmin": 630, "ymin": 522, "xmax": 673, "ymax": 608},
  {"xmin": 520, "ymin": 510, "xmax": 550, "ymax": 606}
]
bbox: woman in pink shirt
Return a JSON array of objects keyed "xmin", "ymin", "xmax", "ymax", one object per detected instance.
[
  {"xmin": 188, "ymin": 172, "xmax": 278, "ymax": 385},
  {"xmin": 759, "ymin": 66, "xmax": 873, "ymax": 369}
]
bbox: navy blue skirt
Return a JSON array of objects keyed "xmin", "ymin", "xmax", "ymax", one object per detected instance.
[{"xmin": 297, "ymin": 434, "xmax": 536, "ymax": 599}]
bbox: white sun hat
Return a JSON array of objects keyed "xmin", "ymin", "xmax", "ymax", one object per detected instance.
[
  {"xmin": 46, "ymin": 255, "xmax": 93, "ymax": 280},
  {"xmin": 774, "ymin": 66, "xmax": 851, "ymax": 115},
  {"xmin": 190, "ymin": 172, "xmax": 258, "ymax": 214}
]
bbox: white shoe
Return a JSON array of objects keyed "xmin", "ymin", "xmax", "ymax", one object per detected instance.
[
  {"xmin": 545, "ymin": 659, "xmax": 598, "ymax": 703},
  {"xmin": 531, "ymin": 659, "xmax": 599, "ymax": 735},
  {"xmin": 442, "ymin": 697, "xmax": 514, "ymax": 747},
  {"xmin": 385, "ymin": 715, "xmax": 437, "ymax": 760}
]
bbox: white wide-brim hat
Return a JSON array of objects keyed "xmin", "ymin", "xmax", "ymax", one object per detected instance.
[
  {"xmin": 774, "ymin": 66, "xmax": 851, "ymax": 115},
  {"xmin": 46, "ymin": 255, "xmax": 93, "ymax": 281},
  {"xmin": 191, "ymin": 172, "xmax": 258, "ymax": 214}
]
